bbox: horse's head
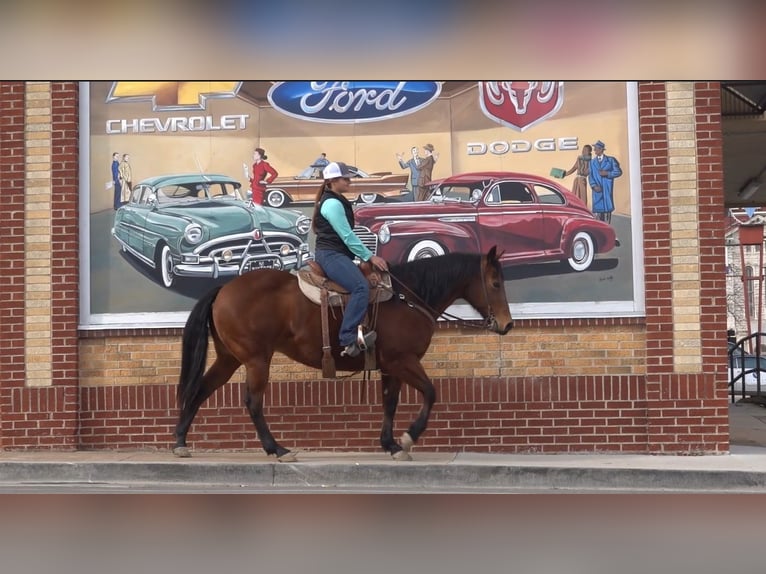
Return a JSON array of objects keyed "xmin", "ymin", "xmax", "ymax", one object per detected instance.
[{"xmin": 468, "ymin": 245, "xmax": 513, "ymax": 335}]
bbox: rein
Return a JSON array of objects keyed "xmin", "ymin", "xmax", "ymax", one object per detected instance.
[{"xmin": 386, "ymin": 257, "xmax": 497, "ymax": 332}]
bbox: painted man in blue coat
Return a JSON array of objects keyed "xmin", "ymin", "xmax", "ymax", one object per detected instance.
[
  {"xmin": 111, "ymin": 152, "xmax": 122, "ymax": 211},
  {"xmin": 588, "ymin": 140, "xmax": 622, "ymax": 224}
]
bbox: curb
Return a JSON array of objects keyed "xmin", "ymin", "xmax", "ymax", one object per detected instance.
[{"xmin": 2, "ymin": 461, "xmax": 766, "ymax": 491}]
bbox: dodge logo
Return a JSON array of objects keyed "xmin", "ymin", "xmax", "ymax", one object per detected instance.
[{"xmin": 478, "ymin": 82, "xmax": 564, "ymax": 132}]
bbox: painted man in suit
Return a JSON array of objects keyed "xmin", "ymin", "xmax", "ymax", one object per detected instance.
[
  {"xmin": 111, "ymin": 152, "xmax": 122, "ymax": 210},
  {"xmin": 119, "ymin": 153, "xmax": 133, "ymax": 204},
  {"xmin": 396, "ymin": 146, "xmax": 420, "ymax": 193},
  {"xmin": 416, "ymin": 143, "xmax": 438, "ymax": 202},
  {"xmin": 588, "ymin": 140, "xmax": 622, "ymax": 224}
]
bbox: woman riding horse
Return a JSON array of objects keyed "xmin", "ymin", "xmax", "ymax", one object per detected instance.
[
  {"xmin": 312, "ymin": 161, "xmax": 389, "ymax": 357},
  {"xmin": 173, "ymin": 224, "xmax": 514, "ymax": 461}
]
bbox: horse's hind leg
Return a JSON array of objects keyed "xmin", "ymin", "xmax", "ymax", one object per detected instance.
[
  {"xmin": 173, "ymin": 352, "xmax": 241, "ymax": 457},
  {"xmin": 379, "ymin": 373, "xmax": 405, "ymax": 457},
  {"xmin": 243, "ymin": 357, "xmax": 296, "ymax": 462}
]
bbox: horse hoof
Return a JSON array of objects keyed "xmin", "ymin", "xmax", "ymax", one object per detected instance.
[
  {"xmin": 398, "ymin": 432, "xmax": 414, "ymax": 452},
  {"xmin": 173, "ymin": 446, "xmax": 192, "ymax": 458},
  {"xmin": 277, "ymin": 451, "xmax": 297, "ymax": 463},
  {"xmin": 392, "ymin": 450, "xmax": 412, "ymax": 462}
]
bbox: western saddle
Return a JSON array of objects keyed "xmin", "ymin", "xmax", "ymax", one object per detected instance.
[{"xmin": 297, "ymin": 260, "xmax": 393, "ymax": 378}]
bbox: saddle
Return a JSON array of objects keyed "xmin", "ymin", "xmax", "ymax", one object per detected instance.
[
  {"xmin": 297, "ymin": 260, "xmax": 393, "ymax": 378},
  {"xmin": 297, "ymin": 260, "xmax": 393, "ymax": 307}
]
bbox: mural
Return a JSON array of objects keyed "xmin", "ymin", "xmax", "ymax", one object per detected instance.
[{"xmin": 79, "ymin": 81, "xmax": 644, "ymax": 328}]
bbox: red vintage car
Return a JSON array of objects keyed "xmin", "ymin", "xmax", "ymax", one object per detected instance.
[{"xmin": 352, "ymin": 171, "xmax": 619, "ymax": 272}]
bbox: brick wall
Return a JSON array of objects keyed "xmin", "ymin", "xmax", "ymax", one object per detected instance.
[
  {"xmin": 0, "ymin": 82, "xmax": 729, "ymax": 454},
  {"xmin": 640, "ymin": 82, "xmax": 728, "ymax": 453},
  {"xmin": 0, "ymin": 82, "xmax": 80, "ymax": 449}
]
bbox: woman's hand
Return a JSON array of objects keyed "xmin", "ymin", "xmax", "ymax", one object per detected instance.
[{"xmin": 369, "ymin": 255, "xmax": 388, "ymax": 272}]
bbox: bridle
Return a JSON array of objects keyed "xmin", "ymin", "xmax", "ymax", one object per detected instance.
[{"xmin": 386, "ymin": 255, "xmax": 498, "ymax": 332}]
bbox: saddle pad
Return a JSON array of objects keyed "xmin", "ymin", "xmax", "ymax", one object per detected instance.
[{"xmin": 297, "ymin": 268, "xmax": 393, "ymax": 306}]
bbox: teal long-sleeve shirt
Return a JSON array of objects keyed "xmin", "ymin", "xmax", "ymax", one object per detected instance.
[{"xmin": 319, "ymin": 198, "xmax": 373, "ymax": 261}]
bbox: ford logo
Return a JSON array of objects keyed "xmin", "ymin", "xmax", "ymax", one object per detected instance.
[{"xmin": 267, "ymin": 81, "xmax": 442, "ymax": 123}]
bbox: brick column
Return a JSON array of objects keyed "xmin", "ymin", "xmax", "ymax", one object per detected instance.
[
  {"xmin": 50, "ymin": 81, "xmax": 80, "ymax": 445},
  {"xmin": 0, "ymin": 82, "xmax": 79, "ymax": 450},
  {"xmin": 642, "ymin": 81, "xmax": 728, "ymax": 453},
  {"xmin": 695, "ymin": 82, "xmax": 729, "ymax": 442},
  {"xmin": 0, "ymin": 82, "xmax": 27, "ymax": 448},
  {"xmin": 25, "ymin": 82, "xmax": 54, "ymax": 387},
  {"xmin": 666, "ymin": 82, "xmax": 702, "ymax": 372}
]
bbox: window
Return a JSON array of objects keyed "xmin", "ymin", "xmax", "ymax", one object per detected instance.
[
  {"xmin": 533, "ymin": 185, "xmax": 565, "ymax": 205},
  {"xmin": 138, "ymin": 186, "xmax": 152, "ymax": 204},
  {"xmin": 488, "ymin": 181, "xmax": 534, "ymax": 204},
  {"xmin": 208, "ymin": 182, "xmax": 238, "ymax": 198},
  {"xmin": 438, "ymin": 185, "xmax": 473, "ymax": 202}
]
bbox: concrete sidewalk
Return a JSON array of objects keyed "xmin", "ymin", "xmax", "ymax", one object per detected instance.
[{"xmin": 1, "ymin": 402, "xmax": 766, "ymax": 491}]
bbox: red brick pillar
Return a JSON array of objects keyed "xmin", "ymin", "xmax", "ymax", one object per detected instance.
[
  {"xmin": 641, "ymin": 81, "xmax": 728, "ymax": 453},
  {"xmin": 0, "ymin": 82, "xmax": 81, "ymax": 450},
  {"xmin": 0, "ymin": 82, "xmax": 29, "ymax": 448},
  {"xmin": 50, "ymin": 81, "xmax": 81, "ymax": 448}
]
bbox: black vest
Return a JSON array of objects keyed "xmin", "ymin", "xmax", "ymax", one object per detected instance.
[{"xmin": 314, "ymin": 189, "xmax": 355, "ymax": 258}]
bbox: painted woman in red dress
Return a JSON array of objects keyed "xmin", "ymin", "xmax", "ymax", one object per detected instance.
[{"xmin": 249, "ymin": 147, "xmax": 278, "ymax": 205}]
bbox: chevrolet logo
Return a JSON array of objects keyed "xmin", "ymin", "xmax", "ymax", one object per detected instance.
[{"xmin": 106, "ymin": 81, "xmax": 242, "ymax": 111}]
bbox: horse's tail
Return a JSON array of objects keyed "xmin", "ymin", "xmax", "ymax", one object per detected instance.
[{"xmin": 177, "ymin": 285, "xmax": 222, "ymax": 412}]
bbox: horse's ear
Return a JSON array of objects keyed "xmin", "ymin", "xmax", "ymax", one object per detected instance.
[{"xmin": 487, "ymin": 245, "xmax": 505, "ymax": 265}]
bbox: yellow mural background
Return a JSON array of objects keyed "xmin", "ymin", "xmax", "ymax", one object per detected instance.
[{"xmin": 89, "ymin": 81, "xmax": 632, "ymax": 214}]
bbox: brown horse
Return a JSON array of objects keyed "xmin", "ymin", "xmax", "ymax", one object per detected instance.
[{"xmin": 173, "ymin": 246, "xmax": 513, "ymax": 461}]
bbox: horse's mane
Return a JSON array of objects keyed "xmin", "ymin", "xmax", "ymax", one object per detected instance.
[{"xmin": 388, "ymin": 252, "xmax": 483, "ymax": 308}]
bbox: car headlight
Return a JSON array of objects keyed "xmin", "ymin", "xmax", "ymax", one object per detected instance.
[
  {"xmin": 184, "ymin": 223, "xmax": 203, "ymax": 245},
  {"xmin": 378, "ymin": 223, "xmax": 391, "ymax": 244},
  {"xmin": 296, "ymin": 215, "xmax": 311, "ymax": 235}
]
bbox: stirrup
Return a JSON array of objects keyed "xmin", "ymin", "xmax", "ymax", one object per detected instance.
[
  {"xmin": 341, "ymin": 329, "xmax": 377, "ymax": 357},
  {"xmin": 341, "ymin": 342, "xmax": 361, "ymax": 358},
  {"xmin": 356, "ymin": 326, "xmax": 377, "ymax": 351}
]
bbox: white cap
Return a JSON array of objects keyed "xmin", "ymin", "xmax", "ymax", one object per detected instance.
[{"xmin": 322, "ymin": 161, "xmax": 353, "ymax": 180}]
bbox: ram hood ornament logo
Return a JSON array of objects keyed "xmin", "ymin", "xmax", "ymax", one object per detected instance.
[{"xmin": 478, "ymin": 82, "xmax": 564, "ymax": 132}]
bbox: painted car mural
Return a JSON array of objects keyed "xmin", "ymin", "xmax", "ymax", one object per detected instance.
[
  {"xmin": 263, "ymin": 165, "xmax": 409, "ymax": 208},
  {"xmin": 112, "ymin": 173, "xmax": 312, "ymax": 288},
  {"xmin": 352, "ymin": 171, "xmax": 619, "ymax": 272}
]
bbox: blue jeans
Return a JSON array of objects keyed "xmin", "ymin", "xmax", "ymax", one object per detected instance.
[{"xmin": 314, "ymin": 249, "xmax": 370, "ymax": 346}]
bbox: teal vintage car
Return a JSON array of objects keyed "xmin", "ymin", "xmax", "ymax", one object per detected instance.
[{"xmin": 112, "ymin": 173, "xmax": 312, "ymax": 288}]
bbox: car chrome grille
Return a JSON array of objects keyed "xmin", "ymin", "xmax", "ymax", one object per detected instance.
[
  {"xmin": 196, "ymin": 232, "xmax": 304, "ymax": 262},
  {"xmin": 353, "ymin": 225, "xmax": 378, "ymax": 255}
]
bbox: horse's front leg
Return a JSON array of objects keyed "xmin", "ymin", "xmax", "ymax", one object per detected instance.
[
  {"xmin": 389, "ymin": 358, "xmax": 437, "ymax": 461},
  {"xmin": 379, "ymin": 372, "xmax": 404, "ymax": 457},
  {"xmin": 243, "ymin": 358, "xmax": 296, "ymax": 462}
]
